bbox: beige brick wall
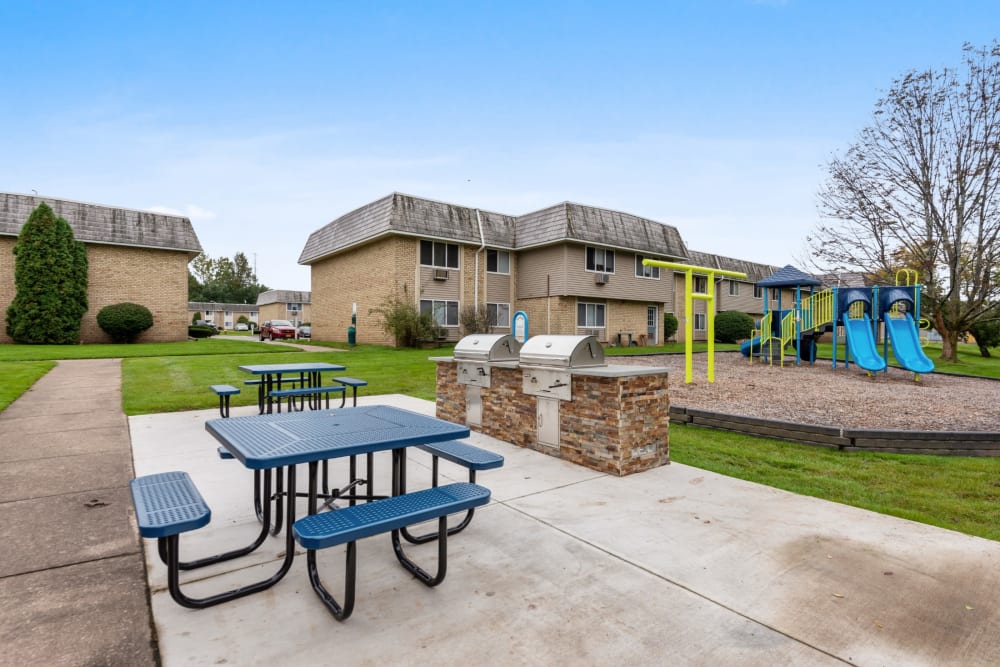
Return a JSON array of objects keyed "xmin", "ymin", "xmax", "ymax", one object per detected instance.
[
  {"xmin": 1, "ymin": 243, "xmax": 190, "ymax": 344},
  {"xmin": 0, "ymin": 238, "xmax": 14, "ymax": 338},
  {"xmin": 82, "ymin": 246, "xmax": 191, "ymax": 343},
  {"xmin": 513, "ymin": 296, "xmax": 576, "ymax": 337},
  {"xmin": 310, "ymin": 237, "xmax": 415, "ymax": 345}
]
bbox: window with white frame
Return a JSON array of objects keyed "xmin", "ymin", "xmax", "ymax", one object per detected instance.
[
  {"xmin": 693, "ymin": 276, "xmax": 708, "ymax": 293},
  {"xmin": 635, "ymin": 255, "xmax": 660, "ymax": 279},
  {"xmin": 694, "ymin": 313, "xmax": 707, "ymax": 330},
  {"xmin": 753, "ymin": 285, "xmax": 764, "ymax": 299},
  {"xmin": 486, "ymin": 249, "xmax": 510, "ymax": 274},
  {"xmin": 487, "ymin": 303, "xmax": 510, "ymax": 327},
  {"xmin": 419, "ymin": 240, "xmax": 459, "ymax": 269},
  {"xmin": 577, "ymin": 302, "xmax": 606, "ymax": 328},
  {"xmin": 729, "ymin": 281, "xmax": 740, "ymax": 296},
  {"xmin": 586, "ymin": 246, "xmax": 615, "ymax": 273},
  {"xmin": 420, "ymin": 299, "xmax": 459, "ymax": 326}
]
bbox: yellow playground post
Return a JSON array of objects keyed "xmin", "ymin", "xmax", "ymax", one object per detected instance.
[{"xmin": 643, "ymin": 259, "xmax": 747, "ymax": 383}]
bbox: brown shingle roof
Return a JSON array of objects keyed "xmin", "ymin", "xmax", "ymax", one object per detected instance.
[
  {"xmin": 256, "ymin": 290, "xmax": 311, "ymax": 306},
  {"xmin": 0, "ymin": 192, "xmax": 202, "ymax": 255},
  {"xmin": 298, "ymin": 194, "xmax": 689, "ymax": 264}
]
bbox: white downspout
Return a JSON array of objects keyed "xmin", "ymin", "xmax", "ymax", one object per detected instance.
[{"xmin": 474, "ymin": 209, "xmax": 486, "ymax": 309}]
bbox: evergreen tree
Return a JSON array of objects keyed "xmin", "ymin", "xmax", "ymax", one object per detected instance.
[{"xmin": 6, "ymin": 203, "xmax": 89, "ymax": 343}]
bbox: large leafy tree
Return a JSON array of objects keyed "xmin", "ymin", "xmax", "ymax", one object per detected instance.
[
  {"xmin": 188, "ymin": 251, "xmax": 268, "ymax": 304},
  {"xmin": 6, "ymin": 202, "xmax": 89, "ymax": 343},
  {"xmin": 808, "ymin": 42, "xmax": 1000, "ymax": 362}
]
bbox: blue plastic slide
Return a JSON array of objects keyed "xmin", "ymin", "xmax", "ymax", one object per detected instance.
[
  {"xmin": 842, "ymin": 314, "xmax": 888, "ymax": 372},
  {"xmin": 885, "ymin": 313, "xmax": 935, "ymax": 374},
  {"xmin": 740, "ymin": 336, "xmax": 761, "ymax": 357}
]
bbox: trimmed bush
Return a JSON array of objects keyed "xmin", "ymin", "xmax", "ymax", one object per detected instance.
[
  {"xmin": 97, "ymin": 302, "xmax": 154, "ymax": 343},
  {"xmin": 663, "ymin": 313, "xmax": 679, "ymax": 341},
  {"xmin": 6, "ymin": 202, "xmax": 88, "ymax": 344},
  {"xmin": 188, "ymin": 325, "xmax": 216, "ymax": 339},
  {"xmin": 715, "ymin": 311, "xmax": 755, "ymax": 343}
]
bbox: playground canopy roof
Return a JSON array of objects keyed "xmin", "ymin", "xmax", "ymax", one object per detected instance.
[{"xmin": 756, "ymin": 265, "xmax": 823, "ymax": 288}]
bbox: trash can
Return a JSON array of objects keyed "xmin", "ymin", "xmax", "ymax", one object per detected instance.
[{"xmin": 347, "ymin": 325, "xmax": 356, "ymax": 346}]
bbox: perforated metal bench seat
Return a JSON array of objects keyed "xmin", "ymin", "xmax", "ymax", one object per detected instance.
[
  {"xmin": 210, "ymin": 384, "xmax": 240, "ymax": 418},
  {"xmin": 416, "ymin": 440, "xmax": 504, "ymax": 471},
  {"xmin": 130, "ymin": 470, "xmax": 292, "ymax": 609},
  {"xmin": 402, "ymin": 442, "xmax": 503, "ymax": 545},
  {"xmin": 332, "ymin": 376, "xmax": 367, "ymax": 407},
  {"xmin": 292, "ymin": 482, "xmax": 492, "ymax": 621},
  {"xmin": 293, "ymin": 482, "xmax": 490, "ymax": 549},
  {"xmin": 130, "ymin": 471, "xmax": 211, "ymax": 538},
  {"xmin": 269, "ymin": 385, "xmax": 345, "ymax": 411}
]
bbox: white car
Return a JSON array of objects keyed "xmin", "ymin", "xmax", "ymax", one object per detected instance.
[{"xmin": 235, "ymin": 323, "xmax": 249, "ymax": 331}]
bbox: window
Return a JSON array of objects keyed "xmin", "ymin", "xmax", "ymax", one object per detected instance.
[
  {"xmin": 771, "ymin": 288, "xmax": 780, "ymax": 300},
  {"xmin": 635, "ymin": 255, "xmax": 660, "ymax": 279},
  {"xmin": 577, "ymin": 302, "xmax": 606, "ymax": 328},
  {"xmin": 753, "ymin": 285, "xmax": 764, "ymax": 299},
  {"xmin": 693, "ymin": 276, "xmax": 708, "ymax": 293},
  {"xmin": 419, "ymin": 240, "xmax": 459, "ymax": 269},
  {"xmin": 487, "ymin": 303, "xmax": 510, "ymax": 327},
  {"xmin": 586, "ymin": 246, "xmax": 615, "ymax": 273},
  {"xmin": 287, "ymin": 303, "xmax": 302, "ymax": 312},
  {"xmin": 486, "ymin": 249, "xmax": 510, "ymax": 274},
  {"xmin": 420, "ymin": 299, "xmax": 459, "ymax": 326},
  {"xmin": 729, "ymin": 281, "xmax": 739, "ymax": 296},
  {"xmin": 694, "ymin": 313, "xmax": 707, "ymax": 330}
]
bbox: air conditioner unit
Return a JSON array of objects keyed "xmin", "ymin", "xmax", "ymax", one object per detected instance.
[
  {"xmin": 594, "ymin": 273, "xmax": 609, "ymax": 285},
  {"xmin": 433, "ymin": 269, "xmax": 449, "ymax": 281}
]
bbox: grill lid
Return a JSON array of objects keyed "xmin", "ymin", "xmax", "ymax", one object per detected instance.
[
  {"xmin": 519, "ymin": 335, "xmax": 605, "ymax": 368},
  {"xmin": 453, "ymin": 334, "xmax": 522, "ymax": 362}
]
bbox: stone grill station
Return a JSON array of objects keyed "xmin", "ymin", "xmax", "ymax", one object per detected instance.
[{"xmin": 434, "ymin": 335, "xmax": 670, "ymax": 475}]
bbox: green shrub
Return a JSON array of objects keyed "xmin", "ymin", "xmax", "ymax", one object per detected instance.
[
  {"xmin": 192, "ymin": 311, "xmax": 203, "ymax": 324},
  {"xmin": 97, "ymin": 302, "xmax": 154, "ymax": 343},
  {"xmin": 460, "ymin": 304, "xmax": 490, "ymax": 334},
  {"xmin": 369, "ymin": 291, "xmax": 442, "ymax": 347},
  {"xmin": 663, "ymin": 313, "xmax": 679, "ymax": 341},
  {"xmin": 188, "ymin": 325, "xmax": 216, "ymax": 339},
  {"xmin": 715, "ymin": 311, "xmax": 755, "ymax": 343},
  {"xmin": 968, "ymin": 318, "xmax": 1000, "ymax": 358},
  {"xmin": 6, "ymin": 202, "xmax": 88, "ymax": 343}
]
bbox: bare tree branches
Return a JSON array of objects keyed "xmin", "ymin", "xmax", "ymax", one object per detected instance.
[{"xmin": 810, "ymin": 42, "xmax": 1000, "ymax": 360}]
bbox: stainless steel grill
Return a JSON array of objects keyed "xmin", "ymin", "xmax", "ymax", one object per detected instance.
[
  {"xmin": 518, "ymin": 335, "xmax": 605, "ymax": 369},
  {"xmin": 453, "ymin": 334, "xmax": 522, "ymax": 364},
  {"xmin": 453, "ymin": 334, "xmax": 521, "ymax": 389}
]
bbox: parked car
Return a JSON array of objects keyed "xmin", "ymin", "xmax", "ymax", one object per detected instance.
[
  {"xmin": 235, "ymin": 323, "xmax": 249, "ymax": 331},
  {"xmin": 297, "ymin": 325, "xmax": 311, "ymax": 339},
  {"xmin": 260, "ymin": 319, "xmax": 296, "ymax": 341}
]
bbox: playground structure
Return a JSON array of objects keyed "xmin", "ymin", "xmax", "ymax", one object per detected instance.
[
  {"xmin": 740, "ymin": 266, "xmax": 935, "ymax": 380},
  {"xmin": 642, "ymin": 259, "xmax": 747, "ymax": 383}
]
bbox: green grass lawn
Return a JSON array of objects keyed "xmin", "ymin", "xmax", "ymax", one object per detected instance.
[
  {"xmin": 0, "ymin": 361, "xmax": 57, "ymax": 411},
  {"xmin": 670, "ymin": 423, "xmax": 1000, "ymax": 542},
  {"xmin": 814, "ymin": 341, "xmax": 999, "ymax": 378},
  {"xmin": 2, "ymin": 337, "xmax": 997, "ymax": 543},
  {"xmin": 0, "ymin": 338, "xmax": 289, "ymax": 361},
  {"xmin": 122, "ymin": 344, "xmax": 442, "ymax": 414}
]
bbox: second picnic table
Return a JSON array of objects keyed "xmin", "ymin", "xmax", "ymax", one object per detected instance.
[{"xmin": 239, "ymin": 361, "xmax": 346, "ymax": 414}]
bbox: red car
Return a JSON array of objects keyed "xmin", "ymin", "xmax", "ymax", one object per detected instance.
[{"xmin": 260, "ymin": 319, "xmax": 297, "ymax": 340}]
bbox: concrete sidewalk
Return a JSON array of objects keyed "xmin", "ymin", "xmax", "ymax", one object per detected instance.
[
  {"xmin": 0, "ymin": 359, "xmax": 156, "ymax": 667},
  {"xmin": 131, "ymin": 398, "xmax": 1000, "ymax": 667}
]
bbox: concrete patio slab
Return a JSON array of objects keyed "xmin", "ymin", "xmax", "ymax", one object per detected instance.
[{"xmin": 128, "ymin": 395, "xmax": 1000, "ymax": 667}]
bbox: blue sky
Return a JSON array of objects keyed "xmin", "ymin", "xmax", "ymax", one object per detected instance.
[{"xmin": 2, "ymin": 1, "xmax": 996, "ymax": 290}]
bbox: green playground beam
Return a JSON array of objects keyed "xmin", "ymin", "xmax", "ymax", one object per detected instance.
[{"xmin": 643, "ymin": 260, "xmax": 748, "ymax": 383}]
